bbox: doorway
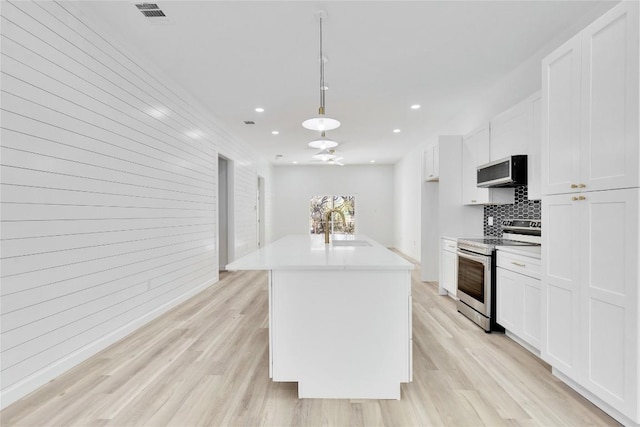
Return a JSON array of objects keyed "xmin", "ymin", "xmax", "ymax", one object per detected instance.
[
  {"xmin": 218, "ymin": 156, "xmax": 234, "ymax": 271},
  {"xmin": 257, "ymin": 176, "xmax": 266, "ymax": 248}
]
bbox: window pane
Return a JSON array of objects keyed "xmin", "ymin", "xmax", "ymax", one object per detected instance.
[
  {"xmin": 310, "ymin": 195, "xmax": 355, "ymax": 235},
  {"xmin": 310, "ymin": 195, "xmax": 332, "ymax": 235}
]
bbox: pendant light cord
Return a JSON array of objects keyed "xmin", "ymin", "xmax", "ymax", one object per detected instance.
[{"xmin": 319, "ymin": 16, "xmax": 325, "ymax": 115}]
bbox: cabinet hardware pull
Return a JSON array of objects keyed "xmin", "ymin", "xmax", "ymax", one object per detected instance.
[
  {"xmin": 578, "ymin": 183, "xmax": 586, "ymax": 188},
  {"xmin": 578, "ymin": 196, "xmax": 586, "ymax": 201},
  {"xmin": 572, "ymin": 196, "xmax": 579, "ymax": 201},
  {"xmin": 571, "ymin": 184, "xmax": 578, "ymax": 189},
  {"xmin": 511, "ymin": 262, "xmax": 526, "ymax": 267},
  {"xmin": 471, "ymin": 199, "xmax": 476, "ymax": 203}
]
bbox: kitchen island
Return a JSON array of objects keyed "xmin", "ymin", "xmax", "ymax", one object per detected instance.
[{"xmin": 226, "ymin": 234, "xmax": 414, "ymax": 399}]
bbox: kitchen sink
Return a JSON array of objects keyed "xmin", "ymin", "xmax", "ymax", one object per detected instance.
[{"xmin": 332, "ymin": 240, "xmax": 372, "ymax": 247}]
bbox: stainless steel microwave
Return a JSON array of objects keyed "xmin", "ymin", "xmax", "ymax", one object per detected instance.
[{"xmin": 477, "ymin": 155, "xmax": 527, "ymax": 188}]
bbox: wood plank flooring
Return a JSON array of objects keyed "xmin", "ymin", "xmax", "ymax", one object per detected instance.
[{"xmin": 1, "ymin": 260, "xmax": 620, "ymax": 426}]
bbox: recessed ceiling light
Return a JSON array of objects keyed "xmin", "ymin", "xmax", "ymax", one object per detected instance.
[
  {"xmin": 393, "ymin": 129, "xmax": 401, "ymax": 133},
  {"xmin": 272, "ymin": 131, "xmax": 279, "ymax": 135},
  {"xmin": 370, "ymin": 160, "xmax": 376, "ymax": 163},
  {"xmin": 292, "ymin": 161, "xmax": 298, "ymax": 164},
  {"xmin": 411, "ymin": 104, "xmax": 421, "ymax": 110},
  {"xmin": 255, "ymin": 107, "xmax": 264, "ymax": 113}
]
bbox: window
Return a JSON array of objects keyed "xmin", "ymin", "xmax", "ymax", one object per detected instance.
[{"xmin": 310, "ymin": 195, "xmax": 355, "ymax": 235}]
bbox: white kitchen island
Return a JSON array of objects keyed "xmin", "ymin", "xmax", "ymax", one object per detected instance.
[{"xmin": 226, "ymin": 234, "xmax": 414, "ymax": 399}]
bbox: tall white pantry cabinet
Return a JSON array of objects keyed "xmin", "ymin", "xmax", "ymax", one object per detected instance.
[{"xmin": 540, "ymin": 1, "xmax": 640, "ymax": 424}]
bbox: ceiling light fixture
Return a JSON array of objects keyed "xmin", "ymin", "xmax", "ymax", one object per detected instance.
[
  {"xmin": 308, "ymin": 131, "xmax": 338, "ymax": 149},
  {"xmin": 255, "ymin": 107, "xmax": 265, "ymax": 113},
  {"xmin": 312, "ymin": 148, "xmax": 338, "ymax": 162},
  {"xmin": 411, "ymin": 104, "xmax": 421, "ymax": 110},
  {"xmin": 393, "ymin": 129, "xmax": 401, "ymax": 133},
  {"xmin": 302, "ymin": 11, "xmax": 340, "ymax": 132},
  {"xmin": 272, "ymin": 130, "xmax": 279, "ymax": 135}
]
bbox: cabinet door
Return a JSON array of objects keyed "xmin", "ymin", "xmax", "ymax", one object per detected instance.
[
  {"xmin": 541, "ymin": 194, "xmax": 581, "ymax": 376},
  {"xmin": 541, "ymin": 34, "xmax": 582, "ymax": 196},
  {"xmin": 580, "ymin": 188, "xmax": 638, "ymax": 416},
  {"xmin": 490, "ymin": 98, "xmax": 530, "ymax": 161},
  {"xmin": 528, "ymin": 92, "xmax": 542, "ymax": 200},
  {"xmin": 580, "ymin": 2, "xmax": 639, "ymax": 192},
  {"xmin": 424, "ymin": 145, "xmax": 439, "ymax": 181},
  {"xmin": 496, "ymin": 268, "xmax": 523, "ymax": 332},
  {"xmin": 462, "ymin": 126, "xmax": 490, "ymax": 205},
  {"xmin": 441, "ymin": 249, "xmax": 457, "ymax": 296},
  {"xmin": 522, "ymin": 275, "xmax": 541, "ymax": 350}
]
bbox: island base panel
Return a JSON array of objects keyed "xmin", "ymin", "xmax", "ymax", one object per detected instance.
[{"xmin": 270, "ymin": 269, "xmax": 411, "ymax": 400}]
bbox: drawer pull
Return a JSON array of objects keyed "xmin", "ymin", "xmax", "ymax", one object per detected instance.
[
  {"xmin": 511, "ymin": 261, "xmax": 526, "ymax": 267},
  {"xmin": 572, "ymin": 196, "xmax": 579, "ymax": 201},
  {"xmin": 578, "ymin": 183, "xmax": 586, "ymax": 188},
  {"xmin": 578, "ymin": 196, "xmax": 586, "ymax": 201},
  {"xmin": 570, "ymin": 184, "xmax": 578, "ymax": 189}
]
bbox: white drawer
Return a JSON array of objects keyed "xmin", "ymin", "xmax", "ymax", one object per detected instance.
[
  {"xmin": 441, "ymin": 238, "xmax": 457, "ymax": 253},
  {"xmin": 497, "ymin": 251, "xmax": 541, "ymax": 279}
]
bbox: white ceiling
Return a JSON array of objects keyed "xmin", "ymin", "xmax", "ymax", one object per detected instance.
[{"xmin": 69, "ymin": 0, "xmax": 616, "ymax": 166}]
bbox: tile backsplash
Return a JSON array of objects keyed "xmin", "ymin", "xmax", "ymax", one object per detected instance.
[{"xmin": 484, "ymin": 186, "xmax": 541, "ymax": 237}]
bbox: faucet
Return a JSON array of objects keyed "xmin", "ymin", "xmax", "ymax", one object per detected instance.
[{"xmin": 325, "ymin": 208, "xmax": 347, "ymax": 244}]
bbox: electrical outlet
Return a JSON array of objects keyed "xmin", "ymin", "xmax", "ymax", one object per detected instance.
[{"xmin": 488, "ymin": 216, "xmax": 494, "ymax": 226}]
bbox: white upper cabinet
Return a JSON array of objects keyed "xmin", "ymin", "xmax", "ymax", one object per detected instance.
[
  {"xmin": 542, "ymin": 2, "xmax": 639, "ymax": 195},
  {"xmin": 423, "ymin": 144, "xmax": 439, "ymax": 182},
  {"xmin": 462, "ymin": 125, "xmax": 514, "ymax": 205},
  {"xmin": 490, "ymin": 91, "xmax": 543, "ymax": 200},
  {"xmin": 490, "ymin": 97, "xmax": 530, "ymax": 161},
  {"xmin": 528, "ymin": 92, "xmax": 542, "ymax": 200}
]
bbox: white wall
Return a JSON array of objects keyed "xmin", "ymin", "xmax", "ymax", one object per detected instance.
[
  {"xmin": 0, "ymin": 1, "xmax": 271, "ymax": 408},
  {"xmin": 273, "ymin": 165, "xmax": 394, "ymax": 247}
]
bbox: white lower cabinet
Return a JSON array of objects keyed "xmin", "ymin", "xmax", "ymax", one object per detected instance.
[
  {"xmin": 542, "ymin": 188, "xmax": 639, "ymax": 423},
  {"xmin": 496, "ymin": 250, "xmax": 541, "ymax": 352},
  {"xmin": 439, "ymin": 238, "xmax": 457, "ymax": 297}
]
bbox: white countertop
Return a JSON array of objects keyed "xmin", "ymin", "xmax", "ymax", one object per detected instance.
[
  {"xmin": 496, "ymin": 244, "xmax": 542, "ymax": 258},
  {"xmin": 226, "ymin": 234, "xmax": 414, "ymax": 271}
]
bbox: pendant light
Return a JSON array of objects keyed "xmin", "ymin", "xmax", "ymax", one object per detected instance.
[
  {"xmin": 308, "ymin": 131, "xmax": 339, "ymax": 149},
  {"xmin": 312, "ymin": 148, "xmax": 338, "ymax": 162},
  {"xmin": 302, "ymin": 12, "xmax": 340, "ymax": 132}
]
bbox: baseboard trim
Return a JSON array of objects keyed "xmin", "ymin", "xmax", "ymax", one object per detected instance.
[
  {"xmin": 552, "ymin": 368, "xmax": 638, "ymax": 427},
  {"xmin": 0, "ymin": 276, "xmax": 217, "ymax": 410}
]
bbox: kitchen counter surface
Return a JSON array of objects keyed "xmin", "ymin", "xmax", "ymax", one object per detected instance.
[
  {"xmin": 226, "ymin": 234, "xmax": 414, "ymax": 271},
  {"xmin": 496, "ymin": 244, "xmax": 542, "ymax": 258}
]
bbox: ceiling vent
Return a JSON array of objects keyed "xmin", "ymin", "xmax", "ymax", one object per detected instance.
[
  {"xmin": 134, "ymin": 3, "xmax": 171, "ymax": 24},
  {"xmin": 244, "ymin": 120, "xmax": 256, "ymax": 125}
]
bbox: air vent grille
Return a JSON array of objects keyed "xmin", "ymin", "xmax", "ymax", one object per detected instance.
[
  {"xmin": 244, "ymin": 121, "xmax": 256, "ymax": 125},
  {"xmin": 141, "ymin": 10, "xmax": 166, "ymax": 17},
  {"xmin": 135, "ymin": 3, "xmax": 159, "ymax": 10}
]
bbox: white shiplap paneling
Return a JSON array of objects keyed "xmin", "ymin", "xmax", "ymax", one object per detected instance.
[{"xmin": 0, "ymin": 0, "xmax": 271, "ymax": 408}]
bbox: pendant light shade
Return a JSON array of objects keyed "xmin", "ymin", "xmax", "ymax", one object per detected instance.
[
  {"xmin": 302, "ymin": 116, "xmax": 341, "ymax": 132},
  {"xmin": 308, "ymin": 131, "xmax": 339, "ymax": 149},
  {"xmin": 312, "ymin": 148, "xmax": 338, "ymax": 162},
  {"xmin": 303, "ymin": 12, "xmax": 340, "ymax": 132}
]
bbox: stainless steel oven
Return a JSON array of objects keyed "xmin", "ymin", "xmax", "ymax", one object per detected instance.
[
  {"xmin": 456, "ymin": 219, "xmax": 542, "ymax": 332},
  {"xmin": 456, "ymin": 247, "xmax": 492, "ymax": 330}
]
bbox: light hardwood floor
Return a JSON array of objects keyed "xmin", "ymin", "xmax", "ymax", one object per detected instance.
[{"xmin": 1, "ymin": 259, "xmax": 620, "ymax": 426}]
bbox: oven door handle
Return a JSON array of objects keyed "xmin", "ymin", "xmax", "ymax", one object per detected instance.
[{"xmin": 457, "ymin": 249, "xmax": 489, "ymax": 264}]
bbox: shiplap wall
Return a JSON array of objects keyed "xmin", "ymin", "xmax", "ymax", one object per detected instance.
[{"xmin": 0, "ymin": 0, "xmax": 271, "ymax": 408}]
